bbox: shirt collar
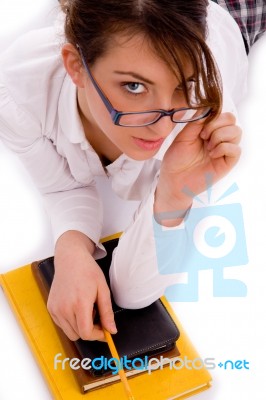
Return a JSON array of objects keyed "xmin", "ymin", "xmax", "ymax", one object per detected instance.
[{"xmin": 58, "ymin": 73, "xmax": 87, "ymax": 144}]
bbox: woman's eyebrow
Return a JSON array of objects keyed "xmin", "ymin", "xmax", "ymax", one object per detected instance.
[
  {"xmin": 113, "ymin": 71, "xmax": 154, "ymax": 85},
  {"xmin": 114, "ymin": 70, "xmax": 196, "ymax": 86}
]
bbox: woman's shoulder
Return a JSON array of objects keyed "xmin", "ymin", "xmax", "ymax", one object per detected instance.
[
  {"xmin": 0, "ymin": 25, "xmax": 69, "ymax": 133},
  {"xmin": 0, "ymin": 26, "xmax": 66, "ymax": 107},
  {"xmin": 1, "ymin": 26, "xmax": 63, "ymax": 70}
]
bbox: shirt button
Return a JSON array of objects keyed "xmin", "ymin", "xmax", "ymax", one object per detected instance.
[{"xmin": 80, "ymin": 141, "xmax": 89, "ymax": 150}]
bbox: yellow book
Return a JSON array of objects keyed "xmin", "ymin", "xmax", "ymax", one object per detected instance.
[{"xmin": 0, "ymin": 261, "xmax": 212, "ymax": 400}]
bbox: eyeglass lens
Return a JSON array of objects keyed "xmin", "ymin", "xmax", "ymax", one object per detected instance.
[{"xmin": 118, "ymin": 107, "xmax": 210, "ymax": 127}]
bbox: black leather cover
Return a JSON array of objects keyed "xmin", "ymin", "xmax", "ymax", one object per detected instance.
[{"xmin": 34, "ymin": 238, "xmax": 180, "ymax": 376}]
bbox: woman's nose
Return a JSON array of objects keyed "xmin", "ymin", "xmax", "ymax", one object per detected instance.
[{"xmin": 147, "ymin": 114, "xmax": 176, "ymax": 137}]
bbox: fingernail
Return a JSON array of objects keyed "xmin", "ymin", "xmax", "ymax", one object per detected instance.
[{"xmin": 109, "ymin": 322, "xmax": 117, "ymax": 334}]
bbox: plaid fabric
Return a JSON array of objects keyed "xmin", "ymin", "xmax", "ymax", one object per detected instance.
[{"xmin": 212, "ymin": 0, "xmax": 266, "ymax": 52}]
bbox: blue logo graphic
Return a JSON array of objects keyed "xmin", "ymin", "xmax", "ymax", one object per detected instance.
[
  {"xmin": 217, "ymin": 359, "xmax": 249, "ymax": 370},
  {"xmin": 153, "ymin": 178, "xmax": 248, "ymax": 301}
]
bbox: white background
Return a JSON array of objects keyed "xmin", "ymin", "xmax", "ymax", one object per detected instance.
[{"xmin": 0, "ymin": 1, "xmax": 266, "ymax": 399}]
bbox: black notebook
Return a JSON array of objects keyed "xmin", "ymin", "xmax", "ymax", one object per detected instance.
[{"xmin": 32, "ymin": 237, "xmax": 180, "ymax": 379}]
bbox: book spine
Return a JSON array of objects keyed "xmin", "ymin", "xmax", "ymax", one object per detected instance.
[{"xmin": 0, "ymin": 271, "xmax": 63, "ymax": 400}]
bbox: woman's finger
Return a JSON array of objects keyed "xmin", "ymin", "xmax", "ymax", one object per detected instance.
[
  {"xmin": 72, "ymin": 295, "xmax": 104, "ymax": 340},
  {"xmin": 209, "ymin": 142, "xmax": 241, "ymax": 168},
  {"xmin": 206, "ymin": 125, "xmax": 242, "ymax": 152},
  {"xmin": 55, "ymin": 315, "xmax": 80, "ymax": 341},
  {"xmin": 200, "ymin": 112, "xmax": 237, "ymax": 141},
  {"xmin": 97, "ymin": 279, "xmax": 117, "ymax": 335}
]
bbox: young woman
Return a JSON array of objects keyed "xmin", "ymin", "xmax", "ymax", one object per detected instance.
[{"xmin": 0, "ymin": 0, "xmax": 247, "ymax": 341}]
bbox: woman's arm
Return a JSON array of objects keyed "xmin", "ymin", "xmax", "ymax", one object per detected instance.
[
  {"xmin": 110, "ymin": 112, "xmax": 241, "ymax": 308},
  {"xmin": 0, "ymin": 85, "xmax": 116, "ymax": 340}
]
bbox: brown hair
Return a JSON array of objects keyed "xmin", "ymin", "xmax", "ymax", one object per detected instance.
[{"xmin": 60, "ymin": 0, "xmax": 222, "ymax": 118}]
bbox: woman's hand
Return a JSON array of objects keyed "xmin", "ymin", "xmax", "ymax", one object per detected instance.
[
  {"xmin": 155, "ymin": 112, "xmax": 241, "ymax": 223},
  {"xmin": 47, "ymin": 231, "xmax": 117, "ymax": 341}
]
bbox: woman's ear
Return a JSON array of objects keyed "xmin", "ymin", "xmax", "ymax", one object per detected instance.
[{"xmin": 61, "ymin": 43, "xmax": 86, "ymax": 88}]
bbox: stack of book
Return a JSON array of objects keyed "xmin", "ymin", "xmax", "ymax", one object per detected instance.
[{"xmin": 0, "ymin": 235, "xmax": 212, "ymax": 399}]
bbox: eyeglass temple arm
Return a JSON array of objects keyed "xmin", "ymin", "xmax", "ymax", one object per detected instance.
[{"xmin": 76, "ymin": 45, "xmax": 115, "ymax": 114}]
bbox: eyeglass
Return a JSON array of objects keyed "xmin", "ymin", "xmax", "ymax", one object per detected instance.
[{"xmin": 78, "ymin": 46, "xmax": 212, "ymax": 127}]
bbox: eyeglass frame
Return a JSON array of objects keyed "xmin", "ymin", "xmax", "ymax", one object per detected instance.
[{"xmin": 77, "ymin": 45, "xmax": 212, "ymax": 127}]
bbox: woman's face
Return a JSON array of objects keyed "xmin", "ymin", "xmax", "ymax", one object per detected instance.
[{"xmin": 79, "ymin": 33, "xmax": 193, "ymax": 161}]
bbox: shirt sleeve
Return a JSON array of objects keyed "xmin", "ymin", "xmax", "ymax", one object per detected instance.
[
  {"xmin": 0, "ymin": 84, "xmax": 104, "ymax": 254},
  {"xmin": 109, "ymin": 173, "xmax": 189, "ymax": 308}
]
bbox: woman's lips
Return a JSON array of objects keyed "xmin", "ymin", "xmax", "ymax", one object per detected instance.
[{"xmin": 132, "ymin": 137, "xmax": 165, "ymax": 151}]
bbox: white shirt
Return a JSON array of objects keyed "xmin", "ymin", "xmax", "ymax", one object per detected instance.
[{"xmin": 0, "ymin": 2, "xmax": 248, "ymax": 308}]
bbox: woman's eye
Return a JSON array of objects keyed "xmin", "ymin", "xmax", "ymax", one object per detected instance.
[{"xmin": 123, "ymin": 82, "xmax": 146, "ymax": 94}]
